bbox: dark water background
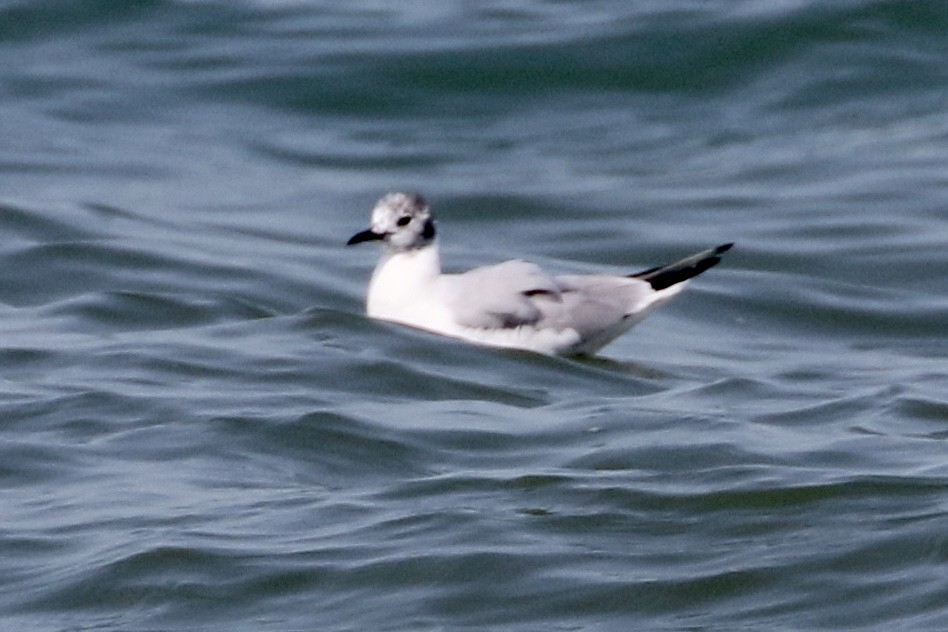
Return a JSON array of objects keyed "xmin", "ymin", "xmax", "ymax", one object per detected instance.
[{"xmin": 2, "ymin": 1, "xmax": 947, "ymax": 630}]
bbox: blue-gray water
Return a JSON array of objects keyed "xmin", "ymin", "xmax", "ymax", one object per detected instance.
[{"xmin": 2, "ymin": 1, "xmax": 947, "ymax": 630}]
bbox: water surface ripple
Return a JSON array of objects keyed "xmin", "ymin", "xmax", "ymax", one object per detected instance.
[{"xmin": 2, "ymin": 1, "xmax": 947, "ymax": 630}]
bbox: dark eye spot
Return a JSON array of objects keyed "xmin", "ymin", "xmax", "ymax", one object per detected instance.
[{"xmin": 396, "ymin": 216, "xmax": 411, "ymax": 226}]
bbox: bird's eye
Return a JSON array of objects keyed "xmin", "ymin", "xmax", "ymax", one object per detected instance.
[{"xmin": 396, "ymin": 216, "xmax": 411, "ymax": 226}]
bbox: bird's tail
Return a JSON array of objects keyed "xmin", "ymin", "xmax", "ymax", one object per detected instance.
[{"xmin": 629, "ymin": 243, "xmax": 733, "ymax": 291}]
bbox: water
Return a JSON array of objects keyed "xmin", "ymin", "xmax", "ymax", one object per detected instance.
[{"xmin": 2, "ymin": 1, "xmax": 947, "ymax": 630}]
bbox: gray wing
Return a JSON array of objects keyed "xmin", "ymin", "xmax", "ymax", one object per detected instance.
[
  {"xmin": 554, "ymin": 274, "xmax": 657, "ymax": 340},
  {"xmin": 440, "ymin": 246, "xmax": 729, "ymax": 353},
  {"xmin": 443, "ymin": 260, "xmax": 562, "ymax": 329},
  {"xmin": 442, "ymin": 259, "xmax": 673, "ymax": 355}
]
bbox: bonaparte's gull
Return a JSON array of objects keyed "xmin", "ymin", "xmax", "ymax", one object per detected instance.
[{"xmin": 348, "ymin": 192, "xmax": 732, "ymax": 356}]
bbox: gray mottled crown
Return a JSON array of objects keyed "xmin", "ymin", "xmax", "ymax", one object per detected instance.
[
  {"xmin": 370, "ymin": 191, "xmax": 436, "ymax": 250},
  {"xmin": 348, "ymin": 191, "xmax": 438, "ymax": 249}
]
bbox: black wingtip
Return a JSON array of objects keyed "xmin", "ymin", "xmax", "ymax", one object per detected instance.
[{"xmin": 630, "ymin": 242, "xmax": 734, "ymax": 291}]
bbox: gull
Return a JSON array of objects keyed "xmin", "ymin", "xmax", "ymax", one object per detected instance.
[{"xmin": 347, "ymin": 192, "xmax": 732, "ymax": 356}]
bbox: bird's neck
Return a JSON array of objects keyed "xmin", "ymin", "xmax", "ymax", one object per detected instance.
[
  {"xmin": 376, "ymin": 242, "xmax": 441, "ymax": 277},
  {"xmin": 366, "ymin": 243, "xmax": 442, "ymax": 317}
]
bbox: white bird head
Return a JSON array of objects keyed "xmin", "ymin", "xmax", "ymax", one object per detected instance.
[{"xmin": 347, "ymin": 192, "xmax": 436, "ymax": 252}]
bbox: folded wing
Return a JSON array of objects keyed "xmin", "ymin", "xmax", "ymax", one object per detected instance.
[
  {"xmin": 439, "ymin": 244, "xmax": 731, "ymax": 354},
  {"xmin": 444, "ymin": 259, "xmax": 562, "ymax": 329}
]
